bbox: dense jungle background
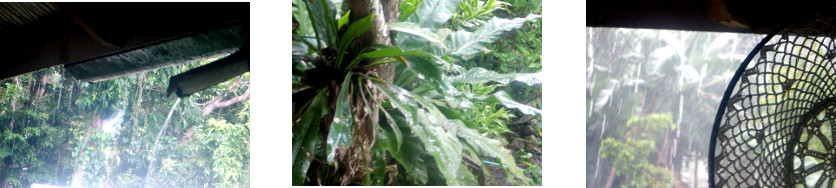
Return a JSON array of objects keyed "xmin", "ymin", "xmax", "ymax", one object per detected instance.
[
  {"xmin": 586, "ymin": 27, "xmax": 766, "ymax": 187},
  {"xmin": 0, "ymin": 57, "xmax": 250, "ymax": 187},
  {"xmin": 292, "ymin": 0, "xmax": 543, "ymax": 185}
]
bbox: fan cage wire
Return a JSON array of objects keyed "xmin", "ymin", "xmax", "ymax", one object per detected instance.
[{"xmin": 708, "ymin": 28, "xmax": 781, "ymax": 188}]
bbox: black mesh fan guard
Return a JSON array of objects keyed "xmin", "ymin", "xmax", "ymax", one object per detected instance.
[{"xmin": 709, "ymin": 14, "xmax": 836, "ymax": 187}]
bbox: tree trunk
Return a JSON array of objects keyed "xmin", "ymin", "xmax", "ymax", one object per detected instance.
[
  {"xmin": 348, "ymin": 0, "xmax": 398, "ymax": 83},
  {"xmin": 337, "ymin": 0, "xmax": 398, "ymax": 185},
  {"xmin": 71, "ymin": 114, "xmax": 103, "ymax": 187},
  {"xmin": 604, "ymin": 166, "xmax": 616, "ymax": 188},
  {"xmin": 56, "ymin": 139, "xmax": 69, "ymax": 178}
]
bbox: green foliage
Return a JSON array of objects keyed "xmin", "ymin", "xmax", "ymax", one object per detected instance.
[
  {"xmin": 348, "ymin": 46, "xmax": 447, "ymax": 78},
  {"xmin": 394, "ymin": 6, "xmax": 539, "ymax": 61},
  {"xmin": 452, "ymin": 2, "xmax": 542, "ymax": 147},
  {"xmin": 337, "ymin": 12, "xmax": 374, "ymax": 67},
  {"xmin": 455, "ymin": 120, "xmax": 530, "ymax": 185},
  {"xmin": 337, "ymin": 10, "xmax": 351, "ymax": 30},
  {"xmin": 625, "ymin": 113, "xmax": 675, "ymax": 134},
  {"xmin": 601, "ymin": 137, "xmax": 671, "ymax": 188},
  {"xmin": 401, "ymin": 0, "xmax": 461, "ymax": 34},
  {"xmin": 292, "ymin": 2, "xmax": 438, "ymax": 184},
  {"xmin": 292, "ymin": 0, "xmax": 541, "ymax": 185},
  {"xmin": 398, "ymin": 0, "xmax": 422, "ymax": 22},
  {"xmin": 387, "ymin": 22, "xmax": 448, "ymax": 50},
  {"xmin": 586, "ymin": 28, "xmax": 767, "ymax": 187},
  {"xmin": 204, "ymin": 119, "xmax": 250, "ymax": 187},
  {"xmin": 0, "ymin": 54, "xmax": 249, "ymax": 187},
  {"xmin": 376, "ymin": 82, "xmax": 466, "ymax": 185},
  {"xmin": 600, "ymin": 113, "xmax": 674, "ymax": 188},
  {"xmin": 386, "ymin": 0, "xmax": 541, "ymax": 185},
  {"xmin": 325, "ymin": 74, "xmax": 353, "ymax": 164},
  {"xmin": 461, "ymin": 101, "xmax": 514, "ymax": 142},
  {"xmin": 377, "ymin": 112, "xmax": 428, "ymax": 183},
  {"xmin": 520, "ymin": 157, "xmax": 541, "ymax": 185},
  {"xmin": 457, "ymin": 83, "xmax": 514, "ymax": 143},
  {"xmin": 292, "ymin": 0, "xmax": 315, "ymax": 43},
  {"xmin": 450, "ymin": 0, "xmax": 510, "ymax": 30},
  {"xmin": 450, "ymin": 67, "xmax": 540, "ymax": 86},
  {"xmin": 458, "ymin": 0, "xmax": 541, "ymax": 72},
  {"xmin": 292, "ymin": 89, "xmax": 328, "ymax": 185},
  {"xmin": 306, "ymin": 0, "xmax": 339, "ymax": 50}
]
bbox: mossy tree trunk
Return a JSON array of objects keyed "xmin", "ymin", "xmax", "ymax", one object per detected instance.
[{"xmin": 333, "ymin": 0, "xmax": 398, "ymax": 185}]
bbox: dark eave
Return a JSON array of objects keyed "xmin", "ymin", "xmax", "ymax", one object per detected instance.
[
  {"xmin": 0, "ymin": 2, "xmax": 249, "ymax": 81},
  {"xmin": 587, "ymin": 0, "xmax": 836, "ymax": 34}
]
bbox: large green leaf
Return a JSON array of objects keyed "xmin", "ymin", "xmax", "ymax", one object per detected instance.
[
  {"xmin": 454, "ymin": 121, "xmax": 531, "ymax": 185},
  {"xmin": 374, "ymin": 84, "xmax": 429, "ymax": 185},
  {"xmin": 396, "ymin": 0, "xmax": 462, "ymax": 47},
  {"xmin": 380, "ymin": 108, "xmax": 403, "ymax": 154},
  {"xmin": 337, "ymin": 13, "xmax": 374, "ymax": 67},
  {"xmin": 292, "ymin": 60, "xmax": 314, "ymax": 93},
  {"xmin": 348, "ymin": 46, "xmax": 447, "ymax": 82},
  {"xmin": 292, "ymin": 0, "xmax": 314, "ymax": 41},
  {"xmin": 413, "ymin": 110, "xmax": 464, "ymax": 185},
  {"xmin": 404, "ymin": 0, "xmax": 460, "ymax": 31},
  {"xmin": 436, "ymin": 106, "xmax": 475, "ymax": 127},
  {"xmin": 460, "ymin": 138, "xmax": 493, "ymax": 181},
  {"xmin": 388, "ymin": 22, "xmax": 447, "ymax": 50},
  {"xmin": 392, "ymin": 63, "xmax": 419, "ymax": 87},
  {"xmin": 337, "ymin": 10, "xmax": 350, "ymax": 30},
  {"xmin": 292, "ymin": 59, "xmax": 315, "ymax": 74},
  {"xmin": 401, "ymin": 56, "xmax": 446, "ymax": 83},
  {"xmin": 399, "ymin": 0, "xmax": 422, "ymax": 22},
  {"xmin": 292, "ymin": 89, "xmax": 329, "ymax": 185},
  {"xmin": 377, "ymin": 82, "xmax": 465, "ymax": 185},
  {"xmin": 371, "ymin": 132, "xmax": 389, "ymax": 185},
  {"xmin": 325, "ymin": 74, "xmax": 353, "ymax": 164},
  {"xmin": 450, "ymin": 67, "xmax": 540, "ymax": 86},
  {"xmin": 347, "ymin": 46, "xmax": 438, "ymax": 68},
  {"xmin": 304, "ymin": 0, "xmax": 338, "ymax": 50},
  {"xmin": 292, "ymin": 0, "xmax": 327, "ymax": 48},
  {"xmin": 382, "ymin": 125, "xmax": 429, "ymax": 184},
  {"xmin": 468, "ymin": 90, "xmax": 541, "ymax": 115},
  {"xmin": 456, "ymin": 161, "xmax": 479, "ymax": 185},
  {"xmin": 446, "ymin": 14, "xmax": 540, "ymax": 59}
]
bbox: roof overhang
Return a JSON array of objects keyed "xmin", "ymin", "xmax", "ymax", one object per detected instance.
[
  {"xmin": 587, "ymin": 0, "xmax": 836, "ymax": 34},
  {"xmin": 0, "ymin": 2, "xmax": 249, "ymax": 83}
]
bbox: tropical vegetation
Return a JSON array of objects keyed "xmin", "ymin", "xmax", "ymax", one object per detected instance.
[
  {"xmin": 0, "ymin": 57, "xmax": 250, "ymax": 187},
  {"xmin": 292, "ymin": 0, "xmax": 542, "ymax": 185},
  {"xmin": 586, "ymin": 27, "xmax": 765, "ymax": 187}
]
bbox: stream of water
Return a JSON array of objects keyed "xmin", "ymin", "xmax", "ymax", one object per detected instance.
[{"xmin": 142, "ymin": 98, "xmax": 181, "ymax": 187}]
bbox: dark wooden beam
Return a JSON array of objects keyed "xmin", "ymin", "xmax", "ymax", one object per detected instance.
[
  {"xmin": 0, "ymin": 2, "xmax": 249, "ymax": 80},
  {"xmin": 64, "ymin": 23, "xmax": 247, "ymax": 82},
  {"xmin": 587, "ymin": 0, "xmax": 836, "ymax": 34}
]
